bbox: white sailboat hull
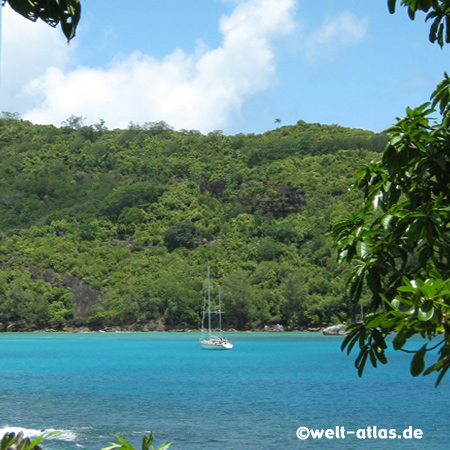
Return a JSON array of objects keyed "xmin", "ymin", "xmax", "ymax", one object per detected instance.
[{"xmin": 200, "ymin": 337, "xmax": 233, "ymax": 350}]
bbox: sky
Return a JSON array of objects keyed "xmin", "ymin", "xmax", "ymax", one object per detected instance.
[{"xmin": 0, "ymin": 0, "xmax": 449, "ymax": 135}]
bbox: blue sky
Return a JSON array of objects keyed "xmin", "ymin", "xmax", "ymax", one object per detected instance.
[{"xmin": 1, "ymin": 0, "xmax": 449, "ymax": 135}]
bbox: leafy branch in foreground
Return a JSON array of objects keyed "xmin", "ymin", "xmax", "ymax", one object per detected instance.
[
  {"xmin": 388, "ymin": 0, "xmax": 450, "ymax": 47},
  {"xmin": 0, "ymin": 431, "xmax": 60, "ymax": 450},
  {"xmin": 101, "ymin": 432, "xmax": 171, "ymax": 450},
  {"xmin": 2, "ymin": 0, "xmax": 81, "ymax": 41},
  {"xmin": 333, "ymin": 77, "xmax": 450, "ymax": 386},
  {"xmin": 332, "ymin": 0, "xmax": 450, "ymax": 388},
  {"xmin": 0, "ymin": 431, "xmax": 170, "ymax": 450}
]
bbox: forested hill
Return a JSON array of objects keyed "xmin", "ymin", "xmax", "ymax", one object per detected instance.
[{"xmin": 0, "ymin": 118, "xmax": 386, "ymax": 332}]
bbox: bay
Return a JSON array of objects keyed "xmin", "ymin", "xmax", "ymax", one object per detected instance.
[{"xmin": 0, "ymin": 332, "xmax": 448, "ymax": 449}]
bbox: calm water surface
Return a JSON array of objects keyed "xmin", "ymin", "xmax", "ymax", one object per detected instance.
[{"xmin": 0, "ymin": 332, "xmax": 448, "ymax": 449}]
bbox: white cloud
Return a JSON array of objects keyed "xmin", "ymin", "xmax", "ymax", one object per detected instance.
[
  {"xmin": 302, "ymin": 11, "xmax": 368, "ymax": 63},
  {"xmin": 2, "ymin": 0, "xmax": 297, "ymax": 132}
]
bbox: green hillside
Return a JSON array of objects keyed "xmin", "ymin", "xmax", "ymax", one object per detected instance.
[{"xmin": 0, "ymin": 117, "xmax": 386, "ymax": 331}]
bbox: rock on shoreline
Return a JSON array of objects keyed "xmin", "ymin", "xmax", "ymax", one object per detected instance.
[
  {"xmin": 264, "ymin": 324, "xmax": 285, "ymax": 332},
  {"xmin": 322, "ymin": 324, "xmax": 347, "ymax": 335}
]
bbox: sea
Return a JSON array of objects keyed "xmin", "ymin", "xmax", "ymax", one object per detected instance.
[{"xmin": 0, "ymin": 332, "xmax": 448, "ymax": 449}]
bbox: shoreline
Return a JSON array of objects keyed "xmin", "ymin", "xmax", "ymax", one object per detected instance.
[
  {"xmin": 0, "ymin": 320, "xmax": 347, "ymax": 334},
  {"xmin": 0, "ymin": 325, "xmax": 331, "ymax": 334}
]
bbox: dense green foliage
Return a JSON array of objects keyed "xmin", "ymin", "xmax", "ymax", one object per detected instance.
[
  {"xmin": 333, "ymin": 0, "xmax": 450, "ymax": 386},
  {"xmin": 0, "ymin": 117, "xmax": 386, "ymax": 331}
]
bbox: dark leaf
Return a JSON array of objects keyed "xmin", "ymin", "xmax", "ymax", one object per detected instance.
[
  {"xmin": 435, "ymin": 365, "xmax": 450, "ymax": 387},
  {"xmin": 393, "ymin": 331, "xmax": 407, "ymax": 350},
  {"xmin": 357, "ymin": 350, "xmax": 369, "ymax": 377},
  {"xmin": 388, "ymin": 0, "xmax": 396, "ymax": 14},
  {"xmin": 410, "ymin": 344, "xmax": 427, "ymax": 376},
  {"xmin": 369, "ymin": 348, "xmax": 378, "ymax": 368}
]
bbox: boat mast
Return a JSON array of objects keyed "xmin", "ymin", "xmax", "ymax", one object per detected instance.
[
  {"xmin": 201, "ymin": 282, "xmax": 206, "ymax": 338},
  {"xmin": 207, "ymin": 265, "xmax": 212, "ymax": 339},
  {"xmin": 218, "ymin": 284, "xmax": 222, "ymax": 338}
]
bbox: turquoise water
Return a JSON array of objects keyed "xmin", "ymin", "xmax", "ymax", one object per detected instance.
[{"xmin": 0, "ymin": 332, "xmax": 448, "ymax": 449}]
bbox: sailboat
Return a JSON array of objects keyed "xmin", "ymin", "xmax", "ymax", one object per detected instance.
[{"xmin": 200, "ymin": 266, "xmax": 233, "ymax": 350}]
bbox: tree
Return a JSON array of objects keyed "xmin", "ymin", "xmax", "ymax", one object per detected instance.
[
  {"xmin": 2, "ymin": 0, "xmax": 81, "ymax": 41},
  {"xmin": 332, "ymin": 0, "xmax": 450, "ymax": 386},
  {"xmin": 163, "ymin": 222, "xmax": 199, "ymax": 252},
  {"xmin": 61, "ymin": 114, "xmax": 85, "ymax": 129},
  {"xmin": 1, "ymin": 111, "xmax": 21, "ymax": 120}
]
